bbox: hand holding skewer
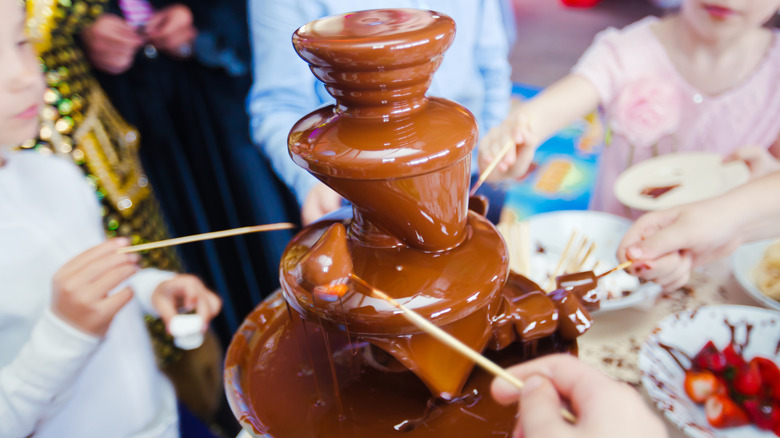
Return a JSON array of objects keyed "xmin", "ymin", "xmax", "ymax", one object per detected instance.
[{"xmin": 318, "ymin": 273, "xmax": 578, "ymax": 424}]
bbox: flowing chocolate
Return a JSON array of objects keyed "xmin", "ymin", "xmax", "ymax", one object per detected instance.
[
  {"xmin": 468, "ymin": 195, "xmax": 489, "ymax": 217},
  {"xmin": 294, "ymin": 223, "xmax": 353, "ymax": 300},
  {"xmin": 556, "ymin": 271, "xmax": 601, "ymax": 311},
  {"xmin": 548, "ymin": 288, "xmax": 593, "ymax": 340},
  {"xmin": 225, "ymin": 8, "xmax": 595, "ymax": 438}
]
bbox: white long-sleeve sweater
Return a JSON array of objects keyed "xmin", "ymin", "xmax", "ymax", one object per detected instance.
[{"xmin": 0, "ymin": 150, "xmax": 178, "ymax": 438}]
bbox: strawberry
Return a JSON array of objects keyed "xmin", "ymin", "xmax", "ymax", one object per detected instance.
[
  {"xmin": 693, "ymin": 341, "xmax": 728, "ymax": 373},
  {"xmin": 722, "ymin": 343, "xmax": 747, "ymax": 369},
  {"xmin": 684, "ymin": 370, "xmax": 724, "ymax": 403},
  {"xmin": 705, "ymin": 394, "xmax": 750, "ymax": 428},
  {"xmin": 734, "ymin": 360, "xmax": 763, "ymax": 396},
  {"xmin": 752, "ymin": 357, "xmax": 780, "ymax": 401},
  {"xmin": 742, "ymin": 399, "xmax": 780, "ymax": 431}
]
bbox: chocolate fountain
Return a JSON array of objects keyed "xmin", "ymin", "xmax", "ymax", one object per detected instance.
[{"xmin": 225, "ymin": 9, "xmax": 594, "ymax": 437}]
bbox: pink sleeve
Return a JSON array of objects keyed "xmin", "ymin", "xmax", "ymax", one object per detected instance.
[{"xmin": 571, "ymin": 27, "xmax": 625, "ymax": 106}]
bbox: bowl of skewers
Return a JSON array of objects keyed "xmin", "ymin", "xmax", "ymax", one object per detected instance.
[{"xmin": 498, "ymin": 210, "xmax": 662, "ymax": 313}]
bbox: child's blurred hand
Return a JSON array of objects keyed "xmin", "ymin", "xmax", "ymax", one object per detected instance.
[
  {"xmin": 477, "ymin": 108, "xmax": 537, "ymax": 182},
  {"xmin": 81, "ymin": 14, "xmax": 144, "ymax": 75},
  {"xmin": 151, "ymin": 275, "xmax": 221, "ymax": 334},
  {"xmin": 51, "ymin": 238, "xmax": 139, "ymax": 337},
  {"xmin": 617, "ymin": 201, "xmax": 742, "ymax": 291},
  {"xmin": 726, "ymin": 145, "xmax": 780, "ymax": 180},
  {"xmin": 301, "ymin": 182, "xmax": 343, "ymax": 226},
  {"xmin": 145, "ymin": 4, "xmax": 198, "ymax": 58}
]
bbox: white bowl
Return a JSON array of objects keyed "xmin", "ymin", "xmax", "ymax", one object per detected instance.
[
  {"xmin": 525, "ymin": 210, "xmax": 662, "ymax": 312},
  {"xmin": 614, "ymin": 152, "xmax": 749, "ymax": 211},
  {"xmin": 731, "ymin": 239, "xmax": 780, "ymax": 311},
  {"xmin": 639, "ymin": 305, "xmax": 780, "ymax": 438}
]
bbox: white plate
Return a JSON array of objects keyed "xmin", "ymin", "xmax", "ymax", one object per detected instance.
[
  {"xmin": 639, "ymin": 305, "xmax": 780, "ymax": 438},
  {"xmin": 526, "ymin": 210, "xmax": 662, "ymax": 312},
  {"xmin": 731, "ymin": 239, "xmax": 780, "ymax": 311},
  {"xmin": 614, "ymin": 152, "xmax": 749, "ymax": 211}
]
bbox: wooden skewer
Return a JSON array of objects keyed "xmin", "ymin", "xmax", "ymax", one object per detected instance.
[
  {"xmin": 117, "ymin": 222, "xmax": 296, "ymax": 253},
  {"xmin": 517, "ymin": 220, "xmax": 530, "ymax": 277},
  {"xmin": 596, "ymin": 260, "xmax": 633, "ymax": 280},
  {"xmin": 470, "ymin": 139, "xmax": 516, "ymax": 197},
  {"xmin": 349, "ymin": 274, "xmax": 577, "ymax": 424},
  {"xmin": 575, "ymin": 242, "xmax": 597, "ymax": 273},
  {"xmin": 566, "ymin": 237, "xmax": 589, "ymax": 274},
  {"xmin": 547, "ymin": 230, "xmax": 577, "ymax": 291}
]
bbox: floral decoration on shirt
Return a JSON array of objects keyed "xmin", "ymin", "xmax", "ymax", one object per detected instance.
[{"xmin": 609, "ymin": 77, "xmax": 682, "ymax": 149}]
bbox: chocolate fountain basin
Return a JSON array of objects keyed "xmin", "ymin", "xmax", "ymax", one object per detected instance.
[{"xmin": 225, "ymin": 286, "xmax": 576, "ymax": 438}]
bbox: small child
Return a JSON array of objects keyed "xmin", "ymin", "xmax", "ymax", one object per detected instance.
[
  {"xmin": 0, "ymin": 1, "xmax": 221, "ymax": 436},
  {"xmin": 479, "ymin": 0, "xmax": 780, "ymax": 218}
]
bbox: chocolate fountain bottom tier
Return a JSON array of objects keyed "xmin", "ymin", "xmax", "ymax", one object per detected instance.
[{"xmin": 226, "ymin": 292, "xmax": 577, "ymax": 438}]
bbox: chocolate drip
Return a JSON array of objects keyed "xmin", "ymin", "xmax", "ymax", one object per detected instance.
[{"xmin": 640, "ymin": 184, "xmax": 680, "ymax": 199}]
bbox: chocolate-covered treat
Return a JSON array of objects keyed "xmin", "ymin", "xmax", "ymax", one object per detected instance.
[
  {"xmin": 294, "ymin": 222, "xmax": 353, "ymax": 301},
  {"xmin": 556, "ymin": 271, "xmax": 601, "ymax": 311},
  {"xmin": 224, "ymin": 9, "xmax": 594, "ymax": 437}
]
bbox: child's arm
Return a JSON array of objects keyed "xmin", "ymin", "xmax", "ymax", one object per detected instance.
[
  {"xmin": 0, "ymin": 238, "xmax": 137, "ymax": 437},
  {"xmin": 617, "ymin": 171, "xmax": 780, "ymax": 290},
  {"xmin": 477, "ymin": 74, "xmax": 601, "ymax": 181}
]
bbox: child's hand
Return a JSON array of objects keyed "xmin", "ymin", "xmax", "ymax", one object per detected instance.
[
  {"xmin": 617, "ymin": 201, "xmax": 741, "ymax": 291},
  {"xmin": 151, "ymin": 275, "xmax": 222, "ymax": 334},
  {"xmin": 477, "ymin": 108, "xmax": 537, "ymax": 182},
  {"xmin": 80, "ymin": 14, "xmax": 144, "ymax": 75},
  {"xmin": 725, "ymin": 146, "xmax": 780, "ymax": 180},
  {"xmin": 491, "ymin": 354, "xmax": 667, "ymax": 438},
  {"xmin": 51, "ymin": 239, "xmax": 139, "ymax": 337},
  {"xmin": 145, "ymin": 4, "xmax": 198, "ymax": 58}
]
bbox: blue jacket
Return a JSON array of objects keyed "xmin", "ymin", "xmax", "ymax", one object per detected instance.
[{"xmin": 247, "ymin": 0, "xmax": 512, "ymax": 205}]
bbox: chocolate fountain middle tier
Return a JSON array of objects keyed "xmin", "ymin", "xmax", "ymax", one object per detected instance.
[{"xmin": 280, "ymin": 214, "xmax": 508, "ymax": 397}]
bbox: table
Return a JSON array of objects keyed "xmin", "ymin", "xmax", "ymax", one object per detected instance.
[{"xmin": 578, "ymin": 258, "xmax": 764, "ymax": 438}]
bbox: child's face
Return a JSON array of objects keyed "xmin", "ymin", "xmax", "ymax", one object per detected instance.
[
  {"xmin": 0, "ymin": 0, "xmax": 45, "ymax": 149},
  {"xmin": 681, "ymin": 0, "xmax": 780, "ymax": 40}
]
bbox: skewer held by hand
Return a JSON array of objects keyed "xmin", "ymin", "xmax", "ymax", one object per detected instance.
[
  {"xmin": 596, "ymin": 260, "xmax": 633, "ymax": 279},
  {"xmin": 470, "ymin": 139, "xmax": 516, "ymax": 197},
  {"xmin": 117, "ymin": 222, "xmax": 296, "ymax": 253},
  {"xmin": 347, "ymin": 273, "xmax": 577, "ymax": 424}
]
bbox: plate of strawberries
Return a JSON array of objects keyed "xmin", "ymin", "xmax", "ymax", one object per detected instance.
[{"xmin": 639, "ymin": 305, "xmax": 780, "ymax": 438}]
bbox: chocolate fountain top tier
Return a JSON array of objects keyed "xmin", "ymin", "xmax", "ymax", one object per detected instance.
[
  {"xmin": 290, "ymin": 9, "xmax": 477, "ymax": 181},
  {"xmin": 293, "ymin": 8, "xmax": 454, "ymax": 118}
]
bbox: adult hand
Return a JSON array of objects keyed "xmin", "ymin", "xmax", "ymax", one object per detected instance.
[
  {"xmin": 491, "ymin": 354, "xmax": 667, "ymax": 438},
  {"xmin": 145, "ymin": 4, "xmax": 197, "ymax": 59},
  {"xmin": 151, "ymin": 274, "xmax": 222, "ymax": 333},
  {"xmin": 301, "ymin": 183, "xmax": 342, "ymax": 226},
  {"xmin": 617, "ymin": 199, "xmax": 742, "ymax": 291},
  {"xmin": 81, "ymin": 14, "xmax": 143, "ymax": 74},
  {"xmin": 477, "ymin": 107, "xmax": 537, "ymax": 182},
  {"xmin": 51, "ymin": 238, "xmax": 138, "ymax": 337},
  {"xmin": 726, "ymin": 145, "xmax": 780, "ymax": 180}
]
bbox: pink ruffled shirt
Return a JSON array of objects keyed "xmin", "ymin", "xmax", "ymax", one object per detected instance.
[{"xmin": 572, "ymin": 17, "xmax": 780, "ymax": 218}]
